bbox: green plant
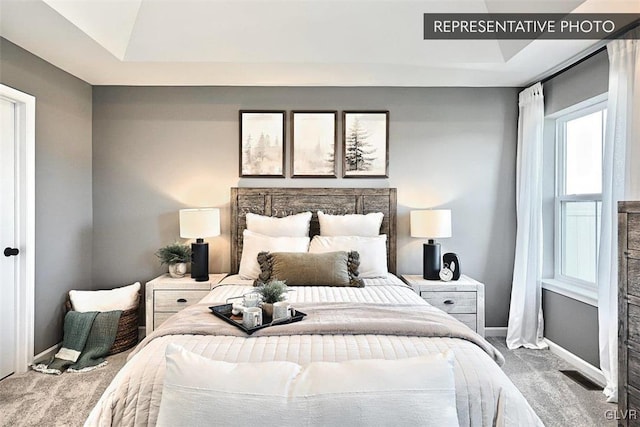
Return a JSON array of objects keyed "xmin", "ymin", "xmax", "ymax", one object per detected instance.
[
  {"xmin": 255, "ymin": 279, "xmax": 288, "ymax": 304},
  {"xmin": 155, "ymin": 242, "xmax": 192, "ymax": 265}
]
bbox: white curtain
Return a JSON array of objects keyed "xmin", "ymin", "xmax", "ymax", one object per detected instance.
[
  {"xmin": 507, "ymin": 82, "xmax": 547, "ymax": 350},
  {"xmin": 598, "ymin": 30, "xmax": 640, "ymax": 404}
]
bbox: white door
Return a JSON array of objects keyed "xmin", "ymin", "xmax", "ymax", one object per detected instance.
[{"xmin": 0, "ymin": 98, "xmax": 17, "ymax": 380}]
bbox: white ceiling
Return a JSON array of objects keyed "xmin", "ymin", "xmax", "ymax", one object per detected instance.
[{"xmin": 0, "ymin": 0, "xmax": 637, "ymax": 86}]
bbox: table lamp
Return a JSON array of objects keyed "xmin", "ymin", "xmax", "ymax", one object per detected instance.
[
  {"xmin": 410, "ymin": 210, "xmax": 452, "ymax": 280},
  {"xmin": 179, "ymin": 208, "xmax": 221, "ymax": 282}
]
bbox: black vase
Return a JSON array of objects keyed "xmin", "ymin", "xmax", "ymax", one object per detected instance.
[{"xmin": 443, "ymin": 252, "xmax": 461, "ymax": 280}]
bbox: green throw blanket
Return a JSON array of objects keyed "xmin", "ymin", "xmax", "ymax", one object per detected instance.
[{"xmin": 33, "ymin": 310, "xmax": 122, "ymax": 375}]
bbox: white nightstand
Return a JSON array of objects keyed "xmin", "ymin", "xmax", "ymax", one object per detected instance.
[
  {"xmin": 145, "ymin": 273, "xmax": 227, "ymax": 333},
  {"xmin": 401, "ymin": 274, "xmax": 485, "ymax": 337}
]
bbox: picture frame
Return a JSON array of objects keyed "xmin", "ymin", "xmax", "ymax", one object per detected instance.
[
  {"xmin": 342, "ymin": 111, "xmax": 389, "ymax": 178},
  {"xmin": 291, "ymin": 111, "xmax": 337, "ymax": 178},
  {"xmin": 239, "ymin": 110, "xmax": 286, "ymax": 177}
]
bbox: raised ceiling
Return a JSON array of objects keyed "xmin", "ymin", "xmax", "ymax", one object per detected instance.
[{"xmin": 0, "ymin": 0, "xmax": 637, "ymax": 86}]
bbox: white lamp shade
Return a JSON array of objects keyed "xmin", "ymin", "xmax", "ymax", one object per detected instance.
[
  {"xmin": 179, "ymin": 208, "xmax": 221, "ymax": 238},
  {"xmin": 410, "ymin": 210, "xmax": 452, "ymax": 239}
]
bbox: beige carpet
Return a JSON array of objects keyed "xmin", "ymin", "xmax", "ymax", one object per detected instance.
[
  {"xmin": 0, "ymin": 340, "xmax": 617, "ymax": 427},
  {"xmin": 488, "ymin": 337, "xmax": 615, "ymax": 427},
  {"xmin": 0, "ymin": 350, "xmax": 131, "ymax": 427}
]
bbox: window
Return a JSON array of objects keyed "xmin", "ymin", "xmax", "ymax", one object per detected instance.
[{"xmin": 554, "ymin": 102, "xmax": 606, "ymax": 291}]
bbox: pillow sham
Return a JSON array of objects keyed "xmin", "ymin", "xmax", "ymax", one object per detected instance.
[
  {"xmin": 238, "ymin": 230, "xmax": 310, "ymax": 280},
  {"xmin": 246, "ymin": 211, "xmax": 312, "ymax": 237},
  {"xmin": 309, "ymin": 235, "xmax": 388, "ymax": 278},
  {"xmin": 318, "ymin": 211, "xmax": 383, "ymax": 237},
  {"xmin": 157, "ymin": 344, "xmax": 459, "ymax": 427},
  {"xmin": 256, "ymin": 251, "xmax": 363, "ymax": 287},
  {"xmin": 69, "ymin": 282, "xmax": 140, "ymax": 312}
]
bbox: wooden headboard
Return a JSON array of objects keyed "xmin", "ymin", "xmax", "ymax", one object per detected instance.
[{"xmin": 230, "ymin": 188, "xmax": 397, "ymax": 274}]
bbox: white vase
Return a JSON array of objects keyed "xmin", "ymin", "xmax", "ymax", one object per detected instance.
[{"xmin": 168, "ymin": 262, "xmax": 187, "ymax": 278}]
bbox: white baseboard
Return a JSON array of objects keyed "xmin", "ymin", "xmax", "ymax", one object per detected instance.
[
  {"xmin": 32, "ymin": 342, "xmax": 61, "ymax": 364},
  {"xmin": 485, "ymin": 327, "xmax": 508, "ymax": 337},
  {"xmin": 544, "ymin": 338, "xmax": 606, "ymax": 387}
]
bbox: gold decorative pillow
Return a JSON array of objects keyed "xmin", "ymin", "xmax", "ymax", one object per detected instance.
[{"xmin": 255, "ymin": 251, "xmax": 363, "ymax": 287}]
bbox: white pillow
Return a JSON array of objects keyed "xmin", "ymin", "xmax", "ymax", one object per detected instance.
[
  {"xmin": 69, "ymin": 282, "xmax": 140, "ymax": 312},
  {"xmin": 246, "ymin": 211, "xmax": 312, "ymax": 237},
  {"xmin": 157, "ymin": 344, "xmax": 458, "ymax": 427},
  {"xmin": 309, "ymin": 235, "xmax": 388, "ymax": 278},
  {"xmin": 238, "ymin": 230, "xmax": 310, "ymax": 279},
  {"xmin": 318, "ymin": 211, "xmax": 383, "ymax": 237}
]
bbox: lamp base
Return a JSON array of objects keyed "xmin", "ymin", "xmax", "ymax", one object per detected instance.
[
  {"xmin": 191, "ymin": 239, "xmax": 209, "ymax": 282},
  {"xmin": 423, "ymin": 241, "xmax": 441, "ymax": 280}
]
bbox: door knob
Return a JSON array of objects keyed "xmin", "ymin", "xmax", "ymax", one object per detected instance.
[{"xmin": 4, "ymin": 247, "xmax": 19, "ymax": 257}]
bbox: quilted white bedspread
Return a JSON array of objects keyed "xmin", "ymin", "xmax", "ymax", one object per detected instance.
[{"xmin": 86, "ymin": 275, "xmax": 543, "ymax": 427}]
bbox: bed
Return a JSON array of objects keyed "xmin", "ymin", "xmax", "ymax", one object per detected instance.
[{"xmin": 86, "ymin": 188, "xmax": 542, "ymax": 426}]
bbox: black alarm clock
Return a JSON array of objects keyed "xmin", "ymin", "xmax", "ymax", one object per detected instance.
[{"xmin": 442, "ymin": 253, "xmax": 461, "ymax": 280}]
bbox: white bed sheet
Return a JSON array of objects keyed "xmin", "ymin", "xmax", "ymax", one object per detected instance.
[
  {"xmin": 202, "ymin": 273, "xmax": 425, "ymax": 305},
  {"xmin": 86, "ymin": 274, "xmax": 542, "ymax": 427}
]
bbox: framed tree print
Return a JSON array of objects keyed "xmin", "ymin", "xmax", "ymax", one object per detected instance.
[
  {"xmin": 291, "ymin": 111, "xmax": 337, "ymax": 178},
  {"xmin": 239, "ymin": 111, "xmax": 285, "ymax": 177},
  {"xmin": 342, "ymin": 111, "xmax": 389, "ymax": 178}
]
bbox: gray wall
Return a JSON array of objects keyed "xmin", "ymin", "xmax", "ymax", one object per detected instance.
[
  {"xmin": 543, "ymin": 291, "xmax": 600, "ymax": 366},
  {"xmin": 544, "ymin": 50, "xmax": 609, "ymax": 116},
  {"xmin": 0, "ymin": 38, "xmax": 93, "ymax": 354},
  {"xmin": 92, "ymin": 86, "xmax": 519, "ymax": 327},
  {"xmin": 542, "ymin": 50, "xmax": 609, "ymax": 367}
]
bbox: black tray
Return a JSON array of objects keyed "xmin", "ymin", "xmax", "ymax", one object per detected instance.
[{"xmin": 209, "ymin": 304, "xmax": 306, "ymax": 334}]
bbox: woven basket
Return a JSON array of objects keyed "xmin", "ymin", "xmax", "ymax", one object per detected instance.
[{"xmin": 64, "ymin": 293, "xmax": 140, "ymax": 356}]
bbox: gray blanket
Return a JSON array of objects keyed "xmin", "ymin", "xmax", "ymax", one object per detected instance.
[
  {"xmin": 34, "ymin": 310, "xmax": 121, "ymax": 375},
  {"xmin": 130, "ymin": 302, "xmax": 503, "ymax": 365},
  {"xmin": 70, "ymin": 310, "xmax": 122, "ymax": 372}
]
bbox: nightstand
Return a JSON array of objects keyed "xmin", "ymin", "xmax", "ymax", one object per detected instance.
[
  {"xmin": 401, "ymin": 274, "xmax": 485, "ymax": 337},
  {"xmin": 145, "ymin": 273, "xmax": 227, "ymax": 333}
]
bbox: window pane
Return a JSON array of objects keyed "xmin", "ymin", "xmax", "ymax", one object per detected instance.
[
  {"xmin": 561, "ymin": 201, "xmax": 600, "ymax": 283},
  {"xmin": 565, "ymin": 110, "xmax": 603, "ymax": 195}
]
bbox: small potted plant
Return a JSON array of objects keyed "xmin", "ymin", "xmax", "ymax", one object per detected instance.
[
  {"xmin": 255, "ymin": 279, "xmax": 288, "ymax": 318},
  {"xmin": 155, "ymin": 242, "xmax": 192, "ymax": 278}
]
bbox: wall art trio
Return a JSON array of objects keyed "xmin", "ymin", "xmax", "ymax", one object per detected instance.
[{"xmin": 239, "ymin": 110, "xmax": 389, "ymax": 178}]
